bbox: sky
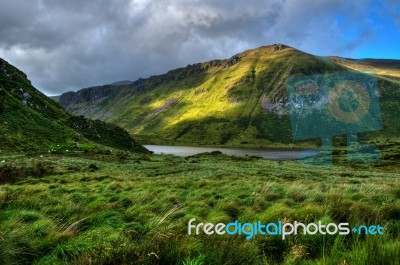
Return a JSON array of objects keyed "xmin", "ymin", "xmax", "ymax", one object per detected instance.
[{"xmin": 0, "ymin": 0, "xmax": 399, "ymax": 96}]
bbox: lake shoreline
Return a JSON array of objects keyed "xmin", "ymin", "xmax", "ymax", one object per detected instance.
[{"xmin": 144, "ymin": 144, "xmax": 317, "ymax": 160}]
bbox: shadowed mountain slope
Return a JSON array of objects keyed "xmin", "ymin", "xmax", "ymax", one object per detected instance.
[{"xmin": 0, "ymin": 58, "xmax": 147, "ymax": 153}]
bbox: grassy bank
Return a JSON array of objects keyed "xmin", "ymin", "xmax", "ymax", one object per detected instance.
[{"xmin": 0, "ymin": 151, "xmax": 399, "ymax": 264}]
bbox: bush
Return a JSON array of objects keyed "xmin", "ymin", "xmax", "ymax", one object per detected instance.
[{"xmin": 0, "ymin": 162, "xmax": 54, "ymax": 183}]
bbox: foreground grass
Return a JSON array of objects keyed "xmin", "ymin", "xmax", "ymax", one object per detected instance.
[{"xmin": 0, "ymin": 151, "xmax": 399, "ymax": 264}]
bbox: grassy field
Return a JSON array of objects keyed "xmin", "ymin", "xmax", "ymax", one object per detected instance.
[{"xmin": 0, "ymin": 147, "xmax": 399, "ymax": 265}]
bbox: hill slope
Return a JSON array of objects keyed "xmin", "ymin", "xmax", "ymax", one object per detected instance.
[
  {"xmin": 0, "ymin": 58, "xmax": 147, "ymax": 153},
  {"xmin": 328, "ymin": 56, "xmax": 400, "ymax": 85},
  {"xmin": 57, "ymin": 44, "xmax": 400, "ymax": 147}
]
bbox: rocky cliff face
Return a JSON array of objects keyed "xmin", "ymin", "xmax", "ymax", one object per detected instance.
[{"xmin": 59, "ymin": 85, "xmax": 120, "ymax": 106}]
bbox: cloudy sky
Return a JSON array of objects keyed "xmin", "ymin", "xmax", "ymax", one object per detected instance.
[{"xmin": 0, "ymin": 0, "xmax": 399, "ymax": 95}]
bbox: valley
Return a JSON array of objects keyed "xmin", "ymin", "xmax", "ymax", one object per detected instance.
[{"xmin": 0, "ymin": 45, "xmax": 399, "ymax": 265}]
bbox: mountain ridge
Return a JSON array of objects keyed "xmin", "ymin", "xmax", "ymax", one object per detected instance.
[
  {"xmin": 57, "ymin": 44, "xmax": 294, "ymax": 107},
  {"xmin": 55, "ymin": 44, "xmax": 400, "ymax": 147}
]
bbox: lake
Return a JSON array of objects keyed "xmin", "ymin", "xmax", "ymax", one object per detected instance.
[{"xmin": 144, "ymin": 145, "xmax": 316, "ymax": 160}]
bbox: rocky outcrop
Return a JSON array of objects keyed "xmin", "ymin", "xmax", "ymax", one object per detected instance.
[
  {"xmin": 0, "ymin": 58, "xmax": 31, "ymax": 85},
  {"xmin": 225, "ymin": 55, "xmax": 241, "ymax": 68},
  {"xmin": 273, "ymin": 43, "xmax": 289, "ymax": 51},
  {"xmin": 59, "ymin": 85, "xmax": 120, "ymax": 107}
]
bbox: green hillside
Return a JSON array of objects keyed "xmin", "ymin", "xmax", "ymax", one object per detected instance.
[
  {"xmin": 328, "ymin": 56, "xmax": 400, "ymax": 83},
  {"xmin": 0, "ymin": 58, "xmax": 147, "ymax": 153},
  {"xmin": 57, "ymin": 44, "xmax": 400, "ymax": 147}
]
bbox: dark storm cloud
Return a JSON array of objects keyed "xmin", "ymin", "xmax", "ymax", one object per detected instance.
[{"xmin": 0, "ymin": 0, "xmax": 385, "ymax": 95}]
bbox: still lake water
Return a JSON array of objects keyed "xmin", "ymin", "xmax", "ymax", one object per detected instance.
[{"xmin": 144, "ymin": 145, "xmax": 315, "ymax": 160}]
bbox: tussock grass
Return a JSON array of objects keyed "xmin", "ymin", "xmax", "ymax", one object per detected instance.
[{"xmin": 0, "ymin": 152, "xmax": 398, "ymax": 264}]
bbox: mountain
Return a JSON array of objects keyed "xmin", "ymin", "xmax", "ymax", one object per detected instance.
[
  {"xmin": 0, "ymin": 57, "xmax": 147, "ymax": 153},
  {"xmin": 328, "ymin": 56, "xmax": 400, "ymax": 83},
  {"xmin": 56, "ymin": 44, "xmax": 400, "ymax": 147},
  {"xmin": 110, "ymin": 80, "xmax": 133, "ymax": 86}
]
